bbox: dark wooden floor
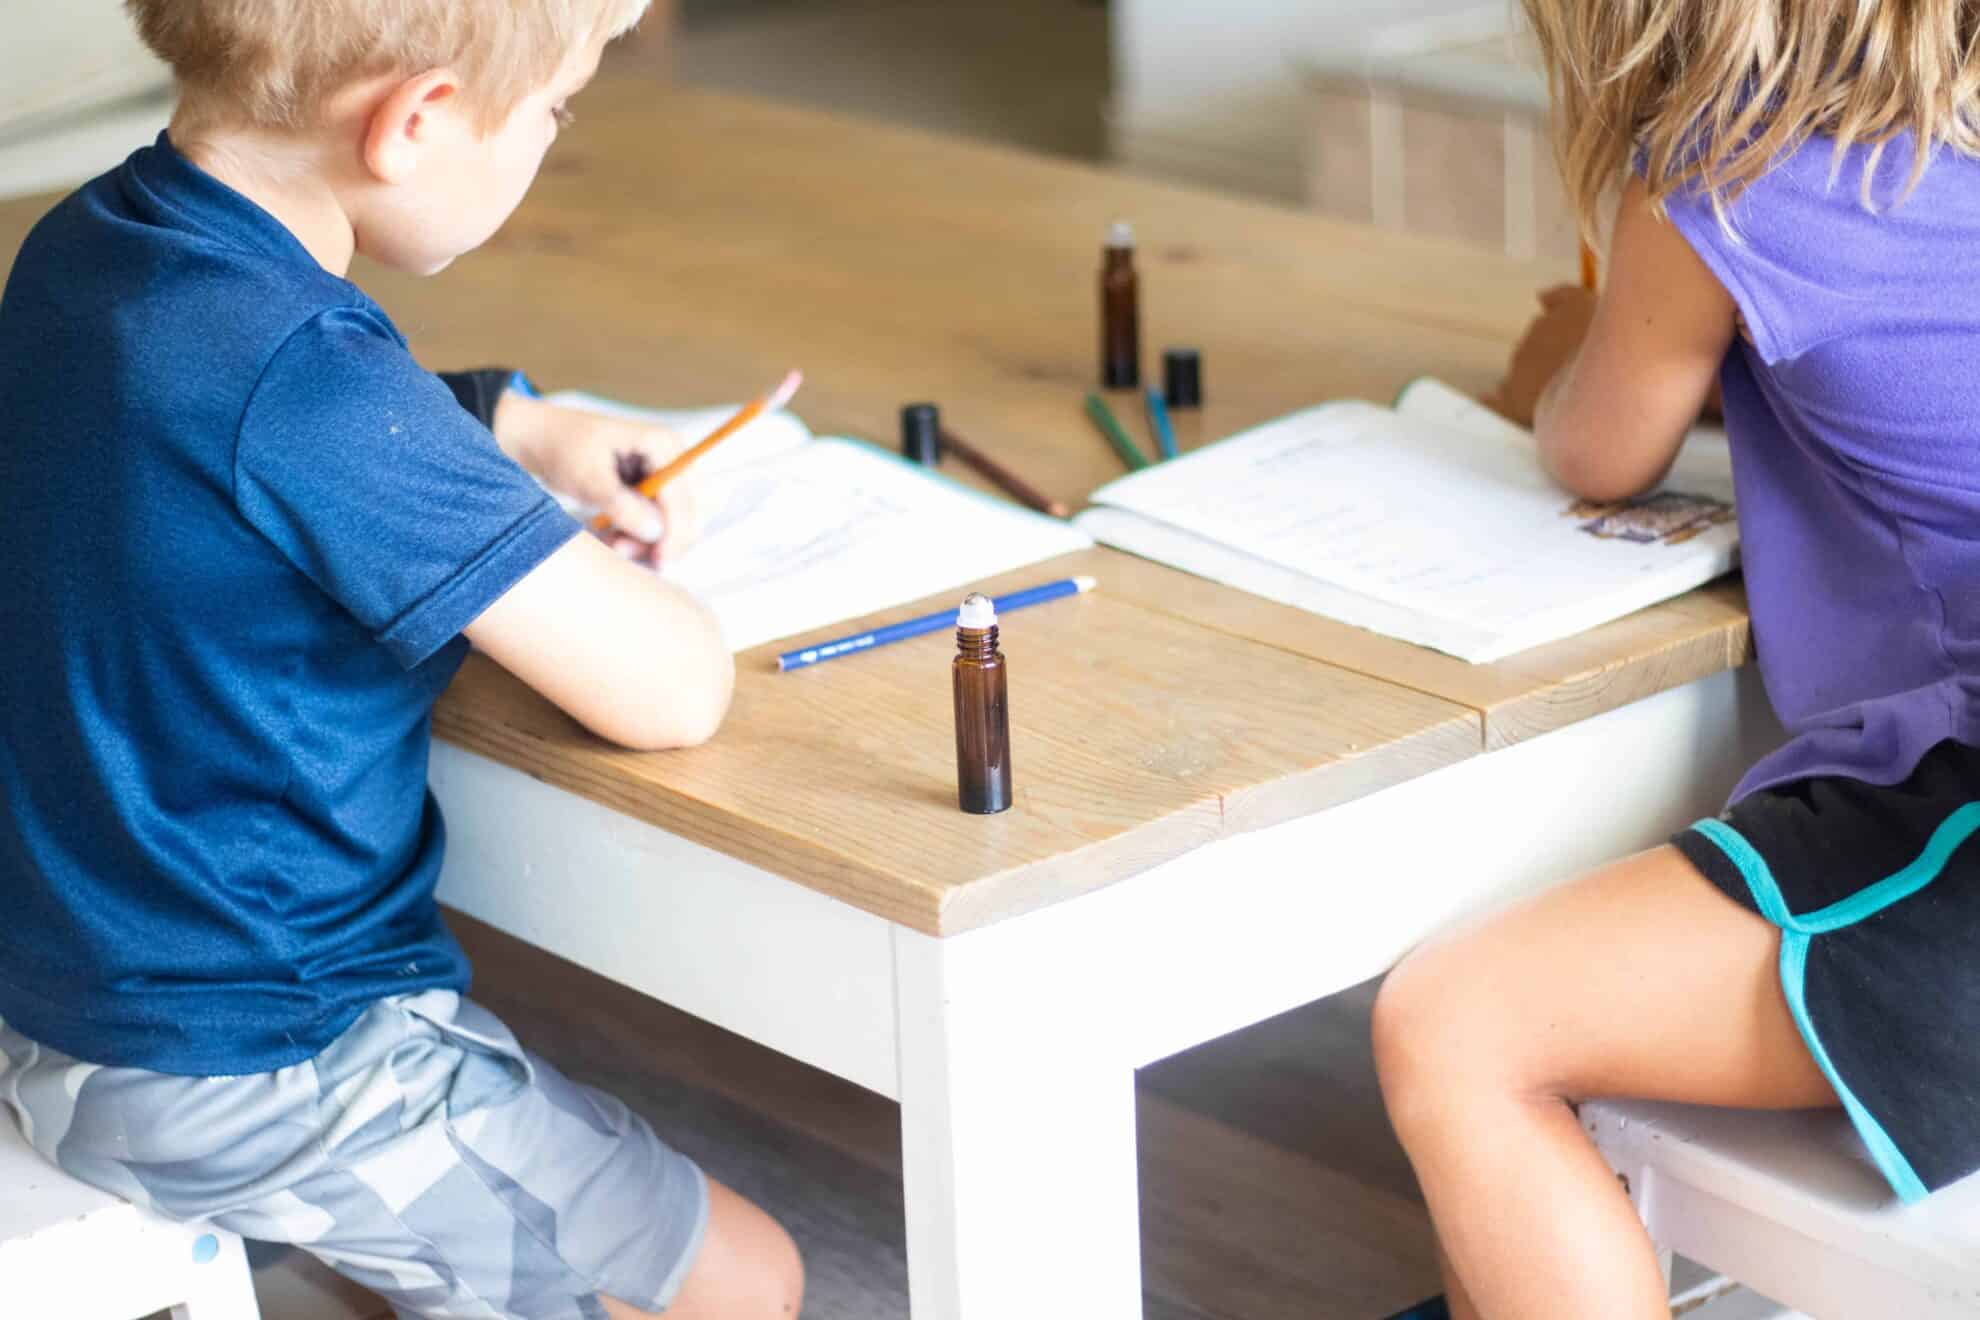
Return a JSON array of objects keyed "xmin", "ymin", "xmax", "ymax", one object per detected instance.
[{"xmin": 451, "ymin": 909, "xmax": 1440, "ymax": 1320}]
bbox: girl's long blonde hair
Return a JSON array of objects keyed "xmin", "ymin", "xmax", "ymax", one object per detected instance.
[{"xmin": 1521, "ymin": 0, "xmax": 1980, "ymax": 231}]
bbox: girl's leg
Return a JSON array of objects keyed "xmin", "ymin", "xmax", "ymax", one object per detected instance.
[
  {"xmin": 1372, "ymin": 845, "xmax": 1837, "ymax": 1320},
  {"xmin": 1437, "ymin": 1248, "xmax": 1480, "ymax": 1320}
]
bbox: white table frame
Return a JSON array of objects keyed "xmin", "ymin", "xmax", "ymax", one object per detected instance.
[{"xmin": 431, "ymin": 664, "xmax": 1779, "ymax": 1319}]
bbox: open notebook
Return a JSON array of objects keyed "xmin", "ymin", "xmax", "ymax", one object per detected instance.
[
  {"xmin": 546, "ymin": 391, "xmax": 1092, "ymax": 652},
  {"xmin": 1076, "ymin": 379, "xmax": 1737, "ymax": 664}
]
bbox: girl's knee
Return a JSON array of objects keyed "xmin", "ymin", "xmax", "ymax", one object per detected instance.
[
  {"xmin": 1372, "ymin": 940, "xmax": 1536, "ymax": 1124},
  {"xmin": 1371, "ymin": 949, "xmax": 1455, "ymax": 1099}
]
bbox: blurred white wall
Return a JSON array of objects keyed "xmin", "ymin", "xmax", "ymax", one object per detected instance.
[
  {"xmin": 1110, "ymin": 0, "xmax": 1477, "ymax": 202},
  {"xmin": 0, "ymin": 5, "xmax": 171, "ymax": 200}
]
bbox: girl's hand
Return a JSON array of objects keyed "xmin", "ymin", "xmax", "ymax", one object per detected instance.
[
  {"xmin": 494, "ymin": 394, "xmax": 705, "ymax": 567},
  {"xmin": 1483, "ymin": 284, "xmax": 1598, "ymax": 427}
]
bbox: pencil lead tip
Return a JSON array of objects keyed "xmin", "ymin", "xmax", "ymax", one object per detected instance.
[{"xmin": 769, "ymin": 369, "xmax": 803, "ymax": 411}]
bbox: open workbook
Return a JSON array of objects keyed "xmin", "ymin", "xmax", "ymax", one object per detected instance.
[
  {"xmin": 542, "ymin": 392, "xmax": 1092, "ymax": 653},
  {"xmin": 1076, "ymin": 379, "xmax": 1738, "ymax": 664}
]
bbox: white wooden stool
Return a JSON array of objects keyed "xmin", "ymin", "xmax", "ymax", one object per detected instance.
[
  {"xmin": 0, "ymin": 1113, "xmax": 260, "ymax": 1319},
  {"xmin": 1584, "ymin": 1099, "xmax": 1980, "ymax": 1319}
]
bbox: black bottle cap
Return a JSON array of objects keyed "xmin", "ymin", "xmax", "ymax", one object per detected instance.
[
  {"xmin": 1164, "ymin": 348, "xmax": 1202, "ymax": 409},
  {"xmin": 901, "ymin": 402, "xmax": 943, "ymax": 466}
]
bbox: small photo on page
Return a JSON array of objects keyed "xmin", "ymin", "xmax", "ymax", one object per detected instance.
[{"xmin": 1566, "ymin": 491, "xmax": 1736, "ymax": 547}]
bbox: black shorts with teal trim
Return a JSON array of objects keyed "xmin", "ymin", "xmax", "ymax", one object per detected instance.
[{"xmin": 1674, "ymin": 738, "xmax": 1980, "ymax": 1202}]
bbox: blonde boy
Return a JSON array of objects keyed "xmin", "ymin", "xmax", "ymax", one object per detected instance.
[{"xmin": 0, "ymin": 3, "xmax": 800, "ymax": 1316}]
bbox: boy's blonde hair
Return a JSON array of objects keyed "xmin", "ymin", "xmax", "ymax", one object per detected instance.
[
  {"xmin": 1520, "ymin": 0, "xmax": 1980, "ymax": 231},
  {"xmin": 126, "ymin": 0, "xmax": 652, "ymax": 132}
]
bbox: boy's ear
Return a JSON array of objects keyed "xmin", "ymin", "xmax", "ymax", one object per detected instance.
[{"xmin": 362, "ymin": 69, "xmax": 465, "ymax": 184}]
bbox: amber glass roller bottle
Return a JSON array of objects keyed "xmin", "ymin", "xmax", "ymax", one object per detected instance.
[
  {"xmin": 1100, "ymin": 221, "xmax": 1140, "ymax": 389},
  {"xmin": 952, "ymin": 593, "xmax": 1012, "ymax": 814}
]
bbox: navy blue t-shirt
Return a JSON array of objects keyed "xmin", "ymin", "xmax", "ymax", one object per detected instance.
[{"xmin": 0, "ymin": 135, "xmax": 580, "ymax": 1074}]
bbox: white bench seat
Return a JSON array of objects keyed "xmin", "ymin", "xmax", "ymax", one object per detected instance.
[
  {"xmin": 1585, "ymin": 1099, "xmax": 1980, "ymax": 1320},
  {"xmin": 0, "ymin": 1112, "xmax": 259, "ymax": 1319}
]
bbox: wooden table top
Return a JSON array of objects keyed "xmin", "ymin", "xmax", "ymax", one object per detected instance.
[{"xmin": 0, "ymin": 79, "xmax": 1750, "ymax": 936}]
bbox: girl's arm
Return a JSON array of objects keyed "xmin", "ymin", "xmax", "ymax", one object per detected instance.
[{"xmin": 1494, "ymin": 177, "xmax": 1739, "ymax": 503}]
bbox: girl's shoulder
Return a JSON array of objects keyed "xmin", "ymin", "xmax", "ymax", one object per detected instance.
[{"xmin": 1655, "ymin": 130, "xmax": 1980, "ymax": 363}]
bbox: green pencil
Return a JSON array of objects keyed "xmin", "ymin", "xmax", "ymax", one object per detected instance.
[{"xmin": 1085, "ymin": 392, "xmax": 1151, "ymax": 472}]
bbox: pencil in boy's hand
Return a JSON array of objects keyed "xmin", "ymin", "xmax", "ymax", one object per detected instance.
[{"xmin": 588, "ymin": 369, "xmax": 803, "ymax": 533}]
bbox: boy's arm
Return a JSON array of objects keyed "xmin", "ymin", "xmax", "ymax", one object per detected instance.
[
  {"xmin": 464, "ymin": 536, "xmax": 736, "ymax": 751},
  {"xmin": 429, "ymin": 375, "xmax": 727, "ymax": 747},
  {"xmin": 238, "ymin": 319, "xmax": 731, "ymax": 754},
  {"xmin": 1497, "ymin": 178, "xmax": 1739, "ymax": 503},
  {"xmin": 488, "ymin": 389, "xmax": 703, "ymax": 567}
]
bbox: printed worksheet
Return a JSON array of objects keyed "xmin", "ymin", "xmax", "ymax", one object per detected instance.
[
  {"xmin": 1079, "ymin": 387, "xmax": 1738, "ymax": 663},
  {"xmin": 546, "ymin": 393, "xmax": 1091, "ymax": 653}
]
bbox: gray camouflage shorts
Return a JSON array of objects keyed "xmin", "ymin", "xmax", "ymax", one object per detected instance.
[{"xmin": 0, "ymin": 990, "xmax": 708, "ymax": 1320}]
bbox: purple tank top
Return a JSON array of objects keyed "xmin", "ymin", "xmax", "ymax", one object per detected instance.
[{"xmin": 1658, "ymin": 135, "xmax": 1980, "ymax": 801}]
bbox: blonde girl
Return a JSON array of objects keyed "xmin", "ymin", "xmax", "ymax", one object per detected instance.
[{"xmin": 1376, "ymin": 3, "xmax": 1980, "ymax": 1316}]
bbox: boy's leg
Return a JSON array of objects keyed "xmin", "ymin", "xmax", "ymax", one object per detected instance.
[
  {"xmin": 296, "ymin": 995, "xmax": 802, "ymax": 1320},
  {"xmin": 1372, "ymin": 845, "xmax": 1836, "ymax": 1320},
  {"xmin": 2, "ymin": 992, "xmax": 804, "ymax": 1320},
  {"xmin": 602, "ymin": 1178, "xmax": 802, "ymax": 1320}
]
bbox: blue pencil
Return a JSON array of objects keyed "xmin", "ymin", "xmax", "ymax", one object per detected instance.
[
  {"xmin": 1144, "ymin": 386, "xmax": 1179, "ymax": 460},
  {"xmin": 778, "ymin": 576, "xmax": 1098, "ymax": 672}
]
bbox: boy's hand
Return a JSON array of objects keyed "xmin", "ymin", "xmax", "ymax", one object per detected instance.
[
  {"xmin": 493, "ymin": 394, "xmax": 704, "ymax": 567},
  {"xmin": 1483, "ymin": 284, "xmax": 1598, "ymax": 427}
]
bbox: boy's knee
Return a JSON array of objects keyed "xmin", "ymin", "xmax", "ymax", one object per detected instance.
[
  {"xmin": 719, "ymin": 1219, "xmax": 801, "ymax": 1320},
  {"xmin": 649, "ymin": 1180, "xmax": 803, "ymax": 1319},
  {"xmin": 729, "ymin": 1193, "xmax": 802, "ymax": 1318},
  {"xmin": 608, "ymin": 1227, "xmax": 799, "ymax": 1320},
  {"xmin": 759, "ymin": 1218, "xmax": 804, "ymax": 1318}
]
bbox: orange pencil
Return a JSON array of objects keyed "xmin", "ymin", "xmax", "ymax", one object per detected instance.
[
  {"xmin": 590, "ymin": 369, "xmax": 803, "ymax": 532},
  {"xmin": 1580, "ymin": 241, "xmax": 1600, "ymax": 292}
]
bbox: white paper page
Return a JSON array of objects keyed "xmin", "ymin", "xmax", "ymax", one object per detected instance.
[
  {"xmin": 1088, "ymin": 400, "xmax": 1736, "ymax": 640},
  {"xmin": 1077, "ymin": 505, "xmax": 1508, "ymax": 660},
  {"xmin": 1394, "ymin": 377, "xmax": 1735, "ymax": 503},
  {"xmin": 543, "ymin": 390, "xmax": 812, "ymax": 477},
  {"xmin": 661, "ymin": 440, "xmax": 1091, "ymax": 652}
]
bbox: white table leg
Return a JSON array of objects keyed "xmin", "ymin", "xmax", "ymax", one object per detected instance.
[{"xmin": 895, "ymin": 927, "xmax": 1143, "ymax": 1320}]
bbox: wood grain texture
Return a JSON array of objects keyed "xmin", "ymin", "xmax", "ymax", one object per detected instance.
[
  {"xmin": 1095, "ymin": 550, "xmax": 1754, "ymax": 751},
  {"xmin": 359, "ymin": 80, "xmax": 1560, "ymax": 503},
  {"xmin": 0, "ymin": 81, "xmax": 1752, "ymax": 934},
  {"xmin": 433, "ymin": 548, "xmax": 1482, "ymax": 934}
]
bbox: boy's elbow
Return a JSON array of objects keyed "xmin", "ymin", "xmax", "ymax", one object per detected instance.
[
  {"xmin": 612, "ymin": 648, "xmax": 735, "ymax": 752},
  {"xmin": 667, "ymin": 649, "xmax": 737, "ymax": 748}
]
